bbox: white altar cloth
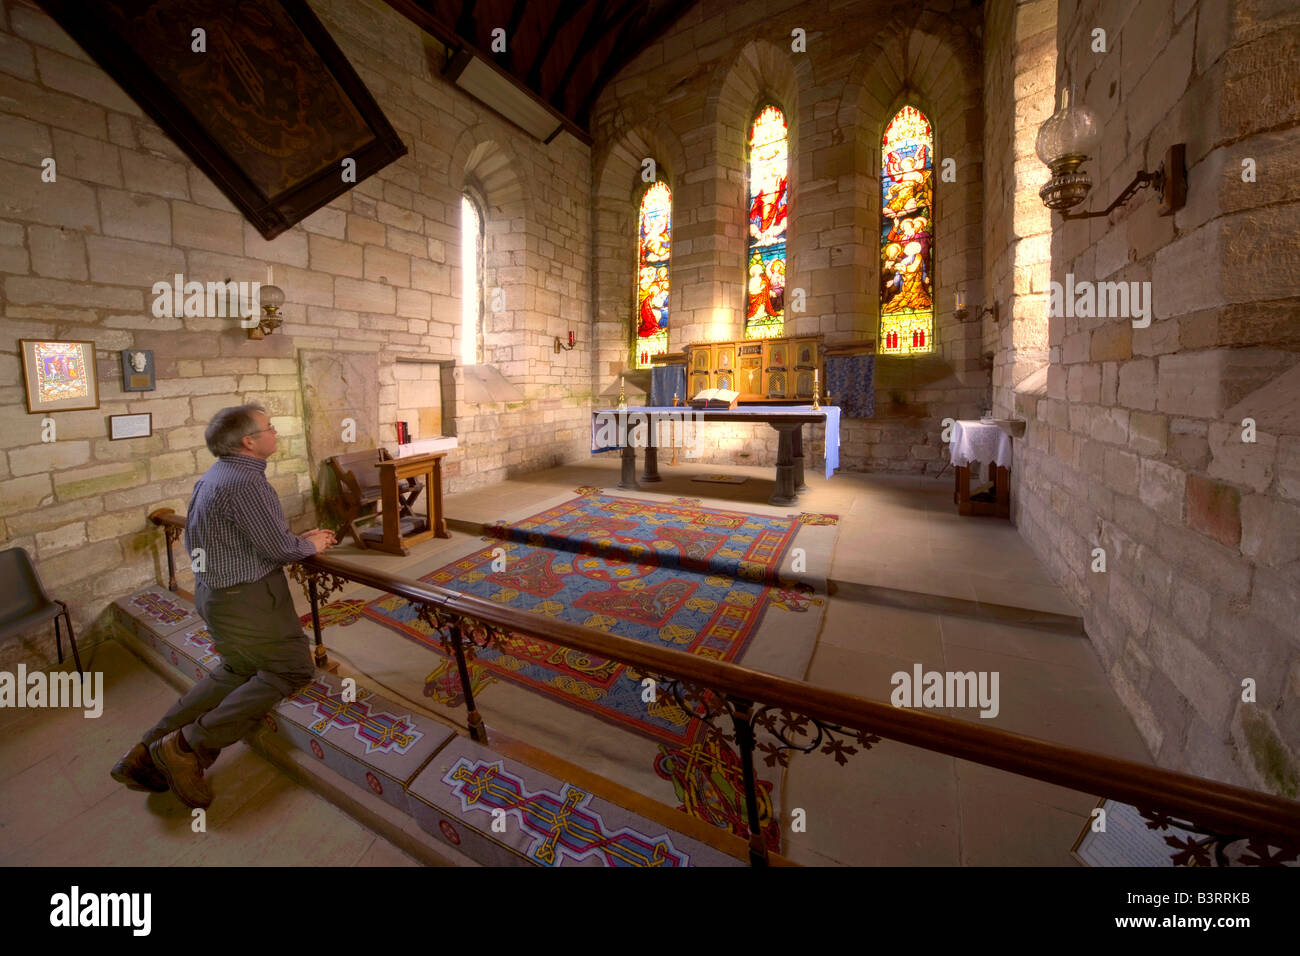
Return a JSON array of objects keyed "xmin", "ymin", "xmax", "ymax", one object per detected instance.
[{"xmin": 950, "ymin": 420, "xmax": 1012, "ymax": 469}]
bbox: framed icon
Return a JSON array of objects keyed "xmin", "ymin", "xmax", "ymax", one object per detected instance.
[
  {"xmin": 19, "ymin": 339, "xmax": 100, "ymax": 413},
  {"xmin": 120, "ymin": 348, "xmax": 156, "ymax": 391}
]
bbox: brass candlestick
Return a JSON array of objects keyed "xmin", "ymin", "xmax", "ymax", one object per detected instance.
[
  {"xmin": 811, "ymin": 368, "xmax": 821, "ymax": 410},
  {"xmin": 616, "ymin": 375, "xmax": 627, "ymax": 411}
]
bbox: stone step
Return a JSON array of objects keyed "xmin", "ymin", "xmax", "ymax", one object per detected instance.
[
  {"xmin": 828, "ymin": 578, "xmax": 1086, "ymax": 635},
  {"xmin": 111, "ymin": 585, "xmax": 758, "ymax": 867}
]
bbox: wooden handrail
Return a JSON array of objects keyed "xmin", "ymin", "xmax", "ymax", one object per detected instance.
[{"xmin": 147, "ymin": 507, "xmax": 1300, "ymax": 851}]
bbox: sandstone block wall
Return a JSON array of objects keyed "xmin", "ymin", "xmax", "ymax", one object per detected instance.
[
  {"xmin": 0, "ymin": 0, "xmax": 593, "ymax": 661},
  {"xmin": 986, "ymin": 0, "xmax": 1300, "ymax": 796}
]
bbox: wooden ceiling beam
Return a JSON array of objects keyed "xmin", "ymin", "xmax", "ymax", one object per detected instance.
[
  {"xmin": 525, "ymin": 0, "xmax": 592, "ymax": 88},
  {"xmin": 503, "ymin": 0, "xmax": 529, "ymax": 71},
  {"xmin": 552, "ymin": 0, "xmax": 643, "ymax": 109},
  {"xmin": 455, "ymin": 0, "xmax": 477, "ymax": 39}
]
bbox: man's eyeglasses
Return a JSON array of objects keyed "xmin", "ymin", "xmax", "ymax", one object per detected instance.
[{"xmin": 246, "ymin": 425, "xmax": 277, "ymax": 436}]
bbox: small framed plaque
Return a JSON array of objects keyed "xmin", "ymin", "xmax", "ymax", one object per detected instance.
[
  {"xmin": 109, "ymin": 412, "xmax": 152, "ymax": 440},
  {"xmin": 120, "ymin": 348, "xmax": 155, "ymax": 391}
]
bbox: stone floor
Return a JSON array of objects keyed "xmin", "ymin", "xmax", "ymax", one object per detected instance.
[
  {"xmin": 436, "ymin": 457, "xmax": 1152, "ymax": 865},
  {"xmin": 0, "ymin": 455, "xmax": 1155, "ymax": 866},
  {"xmin": 0, "ymin": 638, "xmax": 423, "ymax": 867}
]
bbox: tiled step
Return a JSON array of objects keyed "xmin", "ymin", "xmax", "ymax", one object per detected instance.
[
  {"xmin": 265, "ymin": 669, "xmax": 453, "ymax": 815},
  {"xmin": 407, "ymin": 734, "xmax": 743, "ymax": 867},
  {"xmin": 111, "ymin": 585, "xmax": 753, "ymax": 867}
]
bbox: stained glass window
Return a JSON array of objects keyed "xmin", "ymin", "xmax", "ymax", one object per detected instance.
[
  {"xmin": 634, "ymin": 180, "xmax": 671, "ymax": 369},
  {"xmin": 745, "ymin": 105, "xmax": 788, "ymax": 340},
  {"xmin": 880, "ymin": 105, "xmax": 934, "ymax": 355}
]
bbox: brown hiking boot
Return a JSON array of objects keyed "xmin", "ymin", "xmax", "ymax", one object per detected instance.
[
  {"xmin": 110, "ymin": 742, "xmax": 169, "ymax": 793},
  {"xmin": 148, "ymin": 731, "xmax": 213, "ymax": 809}
]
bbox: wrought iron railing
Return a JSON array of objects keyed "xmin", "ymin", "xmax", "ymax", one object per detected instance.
[{"xmin": 148, "ymin": 507, "xmax": 1300, "ymax": 867}]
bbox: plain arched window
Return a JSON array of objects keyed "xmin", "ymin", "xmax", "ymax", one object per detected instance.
[{"xmin": 460, "ymin": 193, "xmax": 483, "ymax": 365}]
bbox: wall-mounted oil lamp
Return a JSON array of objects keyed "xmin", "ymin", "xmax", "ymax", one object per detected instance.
[
  {"xmin": 247, "ymin": 283, "xmax": 284, "ymax": 339},
  {"xmin": 1036, "ymin": 85, "xmax": 1186, "ymax": 219},
  {"xmin": 554, "ymin": 330, "xmax": 576, "ymax": 353}
]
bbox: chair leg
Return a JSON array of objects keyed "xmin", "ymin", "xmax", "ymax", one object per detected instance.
[
  {"xmin": 54, "ymin": 613, "xmax": 63, "ymax": 665},
  {"xmin": 58, "ymin": 601, "xmax": 83, "ymax": 675}
]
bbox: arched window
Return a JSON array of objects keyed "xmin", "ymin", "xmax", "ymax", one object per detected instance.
[
  {"xmin": 460, "ymin": 193, "xmax": 483, "ymax": 365},
  {"xmin": 745, "ymin": 105, "xmax": 788, "ymax": 340},
  {"xmin": 634, "ymin": 180, "xmax": 671, "ymax": 369},
  {"xmin": 880, "ymin": 105, "xmax": 934, "ymax": 354}
]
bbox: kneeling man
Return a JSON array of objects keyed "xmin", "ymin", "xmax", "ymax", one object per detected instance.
[{"xmin": 111, "ymin": 404, "xmax": 335, "ymax": 807}]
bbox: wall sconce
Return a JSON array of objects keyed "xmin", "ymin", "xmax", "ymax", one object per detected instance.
[
  {"xmin": 553, "ymin": 330, "xmax": 576, "ymax": 353},
  {"xmin": 1036, "ymin": 85, "xmax": 1186, "ymax": 219},
  {"xmin": 247, "ymin": 284, "xmax": 284, "ymax": 339},
  {"xmin": 955, "ymin": 290, "xmax": 998, "ymax": 324}
]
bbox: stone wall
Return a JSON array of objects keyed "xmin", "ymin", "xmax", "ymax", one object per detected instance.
[
  {"xmin": 589, "ymin": 0, "xmax": 988, "ymax": 473},
  {"xmin": 989, "ymin": 0, "xmax": 1300, "ymax": 795},
  {"xmin": 0, "ymin": 0, "xmax": 593, "ymax": 660},
  {"xmin": 983, "ymin": 0, "xmax": 1055, "ymax": 417}
]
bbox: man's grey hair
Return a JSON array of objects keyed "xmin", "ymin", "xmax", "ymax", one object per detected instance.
[{"xmin": 205, "ymin": 403, "xmax": 267, "ymax": 456}]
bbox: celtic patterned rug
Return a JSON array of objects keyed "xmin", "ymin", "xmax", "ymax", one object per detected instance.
[{"xmin": 361, "ymin": 493, "xmax": 830, "ymax": 747}]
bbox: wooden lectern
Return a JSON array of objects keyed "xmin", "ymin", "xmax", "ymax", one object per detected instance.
[{"xmin": 373, "ymin": 452, "xmax": 449, "ymax": 555}]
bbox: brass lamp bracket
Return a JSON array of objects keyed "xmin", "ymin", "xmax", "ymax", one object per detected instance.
[{"xmin": 1060, "ymin": 144, "xmax": 1186, "ymax": 220}]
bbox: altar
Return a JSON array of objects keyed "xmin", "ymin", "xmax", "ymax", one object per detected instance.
[{"xmin": 591, "ymin": 405, "xmax": 841, "ymax": 506}]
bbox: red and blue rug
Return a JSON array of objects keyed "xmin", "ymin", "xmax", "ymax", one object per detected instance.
[{"xmin": 362, "ymin": 493, "xmax": 826, "ymax": 748}]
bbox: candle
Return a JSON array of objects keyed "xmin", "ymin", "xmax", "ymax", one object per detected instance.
[
  {"xmin": 955, "ymin": 290, "xmax": 965, "ymax": 311},
  {"xmin": 568, "ymin": 330, "xmax": 575, "ymax": 347}
]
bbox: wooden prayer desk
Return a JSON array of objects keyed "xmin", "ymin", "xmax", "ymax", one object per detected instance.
[
  {"xmin": 592, "ymin": 406, "xmax": 840, "ymax": 506},
  {"xmin": 949, "ymin": 420, "xmax": 1011, "ymax": 519},
  {"xmin": 374, "ymin": 452, "xmax": 449, "ymax": 555}
]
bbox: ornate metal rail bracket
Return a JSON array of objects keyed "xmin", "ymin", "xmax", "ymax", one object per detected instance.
[
  {"xmin": 1139, "ymin": 807, "xmax": 1300, "ymax": 867},
  {"xmin": 415, "ymin": 603, "xmax": 503, "ymax": 745},
  {"xmin": 287, "ymin": 563, "xmax": 350, "ymax": 667}
]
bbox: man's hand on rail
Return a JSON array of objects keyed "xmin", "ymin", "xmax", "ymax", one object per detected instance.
[{"xmin": 300, "ymin": 529, "xmax": 337, "ymax": 553}]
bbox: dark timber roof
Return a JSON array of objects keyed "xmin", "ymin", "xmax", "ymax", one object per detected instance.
[{"xmin": 383, "ymin": 0, "xmax": 700, "ymax": 140}]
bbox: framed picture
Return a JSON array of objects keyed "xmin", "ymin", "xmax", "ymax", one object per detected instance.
[
  {"xmin": 19, "ymin": 340, "xmax": 100, "ymax": 413},
  {"xmin": 35, "ymin": 0, "xmax": 408, "ymax": 239},
  {"xmin": 120, "ymin": 348, "xmax": 156, "ymax": 392},
  {"xmin": 109, "ymin": 413, "xmax": 154, "ymax": 441}
]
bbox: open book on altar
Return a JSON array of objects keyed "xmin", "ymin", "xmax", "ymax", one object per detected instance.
[{"xmin": 689, "ymin": 388, "xmax": 739, "ymax": 409}]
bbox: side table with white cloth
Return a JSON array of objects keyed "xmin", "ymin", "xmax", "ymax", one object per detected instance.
[{"xmin": 949, "ymin": 419, "xmax": 1012, "ymax": 518}]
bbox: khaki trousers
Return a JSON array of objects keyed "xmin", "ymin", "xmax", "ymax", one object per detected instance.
[{"xmin": 143, "ymin": 569, "xmax": 315, "ymax": 769}]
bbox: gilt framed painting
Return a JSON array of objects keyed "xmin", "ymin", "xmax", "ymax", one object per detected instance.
[
  {"xmin": 36, "ymin": 0, "xmax": 408, "ymax": 239},
  {"xmin": 20, "ymin": 340, "xmax": 100, "ymax": 413}
]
